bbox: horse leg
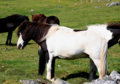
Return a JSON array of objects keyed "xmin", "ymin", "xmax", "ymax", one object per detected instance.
[
  {"xmin": 90, "ymin": 57, "xmax": 107, "ymax": 79},
  {"xmin": 89, "ymin": 58, "xmax": 97, "ymax": 81},
  {"xmin": 46, "ymin": 53, "xmax": 55, "ymax": 82},
  {"xmin": 89, "ymin": 38, "xmax": 108, "ymax": 80},
  {"xmin": 5, "ymin": 32, "xmax": 9, "ymax": 45},
  {"xmin": 6, "ymin": 31, "xmax": 13, "ymax": 46},
  {"xmin": 38, "ymin": 46, "xmax": 46, "ymax": 75}
]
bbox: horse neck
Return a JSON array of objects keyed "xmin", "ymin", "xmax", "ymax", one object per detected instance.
[
  {"xmin": 28, "ymin": 25, "xmax": 51, "ymax": 44},
  {"xmin": 34, "ymin": 24, "xmax": 59, "ymax": 44}
]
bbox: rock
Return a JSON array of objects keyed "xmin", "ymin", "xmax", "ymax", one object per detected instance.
[
  {"xmin": 19, "ymin": 79, "xmax": 39, "ymax": 84},
  {"xmin": 107, "ymin": 1, "xmax": 120, "ymax": 7},
  {"xmin": 83, "ymin": 82, "xmax": 93, "ymax": 84},
  {"xmin": 103, "ymin": 75, "xmax": 112, "ymax": 80},
  {"xmin": 95, "ymin": 6, "xmax": 100, "ymax": 9},
  {"xmin": 74, "ymin": 3, "xmax": 78, "ymax": 5},
  {"xmin": 59, "ymin": 6, "xmax": 62, "ymax": 8},
  {"xmin": 19, "ymin": 78, "xmax": 70, "ymax": 84},
  {"xmin": 29, "ymin": 9, "xmax": 34, "ymax": 12},
  {"xmin": 91, "ymin": 79, "xmax": 116, "ymax": 84},
  {"xmin": 57, "ymin": 65, "xmax": 61, "ymax": 67},
  {"xmin": 110, "ymin": 70, "xmax": 120, "ymax": 80},
  {"xmin": 106, "ymin": 3, "xmax": 110, "ymax": 6},
  {"xmin": 91, "ymin": 0, "xmax": 93, "ymax": 2},
  {"xmin": 84, "ymin": 70, "xmax": 120, "ymax": 84},
  {"xmin": 52, "ymin": 79, "xmax": 70, "ymax": 84},
  {"xmin": 37, "ymin": 78, "xmax": 51, "ymax": 84}
]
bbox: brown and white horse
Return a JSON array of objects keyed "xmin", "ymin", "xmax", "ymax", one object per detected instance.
[
  {"xmin": 17, "ymin": 22, "xmax": 109, "ymax": 82},
  {"xmin": 32, "ymin": 14, "xmax": 60, "ymax": 25},
  {"xmin": 0, "ymin": 14, "xmax": 29, "ymax": 45}
]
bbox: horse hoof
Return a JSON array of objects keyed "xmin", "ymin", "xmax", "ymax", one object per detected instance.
[{"xmin": 51, "ymin": 78, "xmax": 55, "ymax": 82}]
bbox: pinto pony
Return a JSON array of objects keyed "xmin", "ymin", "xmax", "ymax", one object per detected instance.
[
  {"xmin": 17, "ymin": 22, "xmax": 108, "ymax": 82},
  {"xmin": 0, "ymin": 14, "xmax": 29, "ymax": 45},
  {"xmin": 32, "ymin": 14, "xmax": 60, "ymax": 25}
]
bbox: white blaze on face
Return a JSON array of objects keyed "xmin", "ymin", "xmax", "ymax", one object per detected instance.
[{"xmin": 17, "ymin": 33, "xmax": 24, "ymax": 49}]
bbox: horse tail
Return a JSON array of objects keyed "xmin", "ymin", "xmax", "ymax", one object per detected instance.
[
  {"xmin": 38, "ymin": 46, "xmax": 46, "ymax": 75},
  {"xmin": 99, "ymin": 38, "xmax": 108, "ymax": 78}
]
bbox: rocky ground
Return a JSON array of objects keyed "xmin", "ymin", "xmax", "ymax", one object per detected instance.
[
  {"xmin": 19, "ymin": 78, "xmax": 70, "ymax": 84},
  {"xmin": 84, "ymin": 70, "xmax": 120, "ymax": 84},
  {"xmin": 19, "ymin": 70, "xmax": 120, "ymax": 84}
]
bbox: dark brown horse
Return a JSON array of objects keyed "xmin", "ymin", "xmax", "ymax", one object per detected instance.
[
  {"xmin": 0, "ymin": 14, "xmax": 29, "ymax": 46},
  {"xmin": 32, "ymin": 14, "xmax": 60, "ymax": 25}
]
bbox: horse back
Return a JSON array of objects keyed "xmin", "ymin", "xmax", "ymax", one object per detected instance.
[{"xmin": 0, "ymin": 14, "xmax": 29, "ymax": 33}]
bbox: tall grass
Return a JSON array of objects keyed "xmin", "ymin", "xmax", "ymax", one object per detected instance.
[{"xmin": 0, "ymin": 0, "xmax": 120, "ymax": 84}]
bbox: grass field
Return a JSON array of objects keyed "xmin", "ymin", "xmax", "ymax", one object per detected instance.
[{"xmin": 0, "ymin": 0, "xmax": 120, "ymax": 84}]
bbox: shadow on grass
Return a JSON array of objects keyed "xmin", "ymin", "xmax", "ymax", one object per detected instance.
[
  {"xmin": 62, "ymin": 72, "xmax": 98, "ymax": 81},
  {"xmin": 0, "ymin": 43, "xmax": 35, "ymax": 46}
]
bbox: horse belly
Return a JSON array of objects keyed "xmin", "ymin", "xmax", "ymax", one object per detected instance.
[
  {"xmin": 47, "ymin": 38, "xmax": 88, "ymax": 59},
  {"xmin": 57, "ymin": 52, "xmax": 89, "ymax": 59}
]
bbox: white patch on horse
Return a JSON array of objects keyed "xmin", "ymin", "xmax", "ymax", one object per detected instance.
[
  {"xmin": 17, "ymin": 33, "xmax": 24, "ymax": 48},
  {"xmin": 46, "ymin": 24, "xmax": 59, "ymax": 38},
  {"xmin": 46, "ymin": 28, "xmax": 93, "ymax": 59},
  {"xmin": 59, "ymin": 26, "xmax": 73, "ymax": 33},
  {"xmin": 87, "ymin": 24, "xmax": 113, "ymax": 42}
]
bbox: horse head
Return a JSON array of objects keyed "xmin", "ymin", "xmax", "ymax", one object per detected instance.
[
  {"xmin": 17, "ymin": 33, "xmax": 28, "ymax": 49},
  {"xmin": 17, "ymin": 22, "xmax": 53, "ymax": 49},
  {"xmin": 17, "ymin": 22, "xmax": 31, "ymax": 49},
  {"xmin": 46, "ymin": 16, "xmax": 60, "ymax": 25},
  {"xmin": 32, "ymin": 14, "xmax": 46, "ymax": 22},
  {"xmin": 24, "ymin": 15, "xmax": 29, "ymax": 22}
]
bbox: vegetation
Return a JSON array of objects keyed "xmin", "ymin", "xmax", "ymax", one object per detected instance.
[{"xmin": 0, "ymin": 0, "xmax": 120, "ymax": 84}]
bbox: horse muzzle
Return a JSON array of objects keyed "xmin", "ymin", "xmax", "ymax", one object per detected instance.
[{"xmin": 17, "ymin": 44, "xmax": 23, "ymax": 49}]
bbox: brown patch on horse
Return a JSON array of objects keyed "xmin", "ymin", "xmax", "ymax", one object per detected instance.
[
  {"xmin": 32, "ymin": 14, "xmax": 60, "ymax": 25},
  {"xmin": 32, "ymin": 14, "xmax": 47, "ymax": 23}
]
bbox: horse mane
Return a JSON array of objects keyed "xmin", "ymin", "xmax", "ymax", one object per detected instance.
[
  {"xmin": 32, "ymin": 14, "xmax": 47, "ymax": 22},
  {"xmin": 107, "ymin": 21, "xmax": 120, "ymax": 29},
  {"xmin": 17, "ymin": 22, "xmax": 59, "ymax": 43},
  {"xmin": 17, "ymin": 21, "xmax": 30, "ymax": 36}
]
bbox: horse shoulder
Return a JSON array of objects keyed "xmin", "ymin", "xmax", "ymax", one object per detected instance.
[{"xmin": 45, "ymin": 25, "xmax": 59, "ymax": 39}]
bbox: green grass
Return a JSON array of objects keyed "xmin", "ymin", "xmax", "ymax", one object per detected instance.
[{"xmin": 0, "ymin": 0, "xmax": 120, "ymax": 84}]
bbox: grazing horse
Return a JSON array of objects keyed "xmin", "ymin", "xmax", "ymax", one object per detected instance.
[
  {"xmin": 0, "ymin": 14, "xmax": 29, "ymax": 45},
  {"xmin": 17, "ymin": 22, "xmax": 108, "ymax": 82},
  {"xmin": 32, "ymin": 14, "xmax": 60, "ymax": 25}
]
